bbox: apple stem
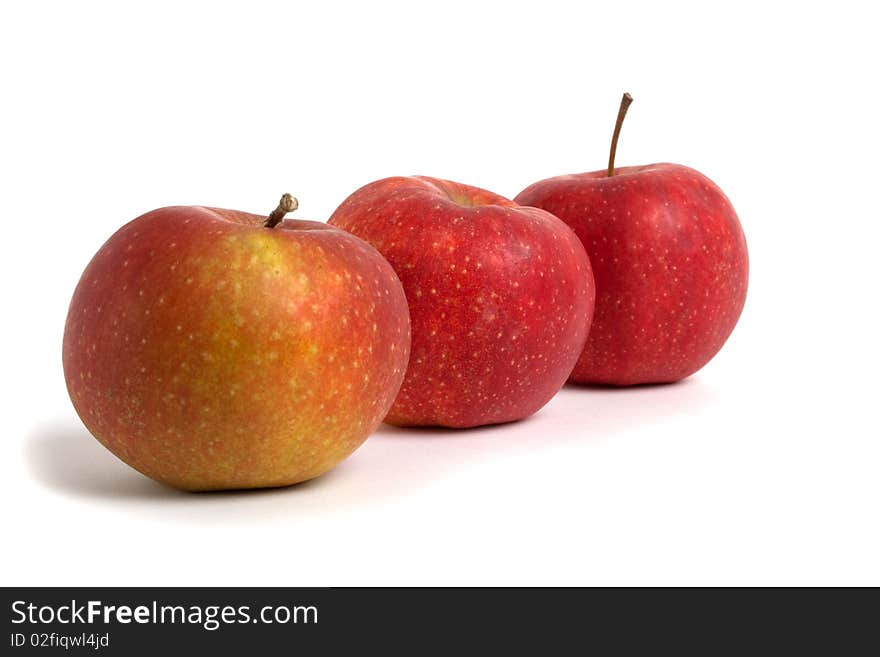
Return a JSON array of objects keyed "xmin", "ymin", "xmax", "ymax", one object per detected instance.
[
  {"xmin": 264, "ymin": 193, "xmax": 299, "ymax": 228},
  {"xmin": 607, "ymin": 92, "xmax": 633, "ymax": 177}
]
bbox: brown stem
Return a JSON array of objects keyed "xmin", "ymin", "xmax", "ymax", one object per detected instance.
[
  {"xmin": 607, "ymin": 92, "xmax": 633, "ymax": 177},
  {"xmin": 264, "ymin": 193, "xmax": 299, "ymax": 228}
]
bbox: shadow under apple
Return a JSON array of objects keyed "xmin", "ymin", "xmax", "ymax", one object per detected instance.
[
  {"xmin": 24, "ymin": 419, "xmax": 340, "ymax": 503},
  {"xmin": 353, "ymin": 376, "xmax": 718, "ymax": 501},
  {"xmin": 25, "ymin": 420, "xmax": 174, "ymax": 501},
  {"xmin": 25, "ymin": 377, "xmax": 718, "ymax": 522}
]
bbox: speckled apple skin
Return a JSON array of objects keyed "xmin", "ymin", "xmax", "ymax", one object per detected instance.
[
  {"xmin": 516, "ymin": 164, "xmax": 748, "ymax": 385},
  {"xmin": 329, "ymin": 176, "xmax": 594, "ymax": 428},
  {"xmin": 63, "ymin": 207, "xmax": 410, "ymax": 491}
]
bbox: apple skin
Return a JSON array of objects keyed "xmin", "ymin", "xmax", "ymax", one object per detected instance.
[
  {"xmin": 63, "ymin": 205, "xmax": 410, "ymax": 491},
  {"xmin": 329, "ymin": 176, "xmax": 594, "ymax": 428},
  {"xmin": 515, "ymin": 164, "xmax": 748, "ymax": 385}
]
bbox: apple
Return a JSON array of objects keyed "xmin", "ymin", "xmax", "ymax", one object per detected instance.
[
  {"xmin": 63, "ymin": 194, "xmax": 411, "ymax": 491},
  {"xmin": 329, "ymin": 177, "xmax": 594, "ymax": 428},
  {"xmin": 515, "ymin": 93, "xmax": 748, "ymax": 385}
]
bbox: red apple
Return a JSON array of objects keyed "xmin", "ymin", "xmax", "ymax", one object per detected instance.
[
  {"xmin": 329, "ymin": 177, "xmax": 594, "ymax": 428},
  {"xmin": 63, "ymin": 195, "xmax": 411, "ymax": 491},
  {"xmin": 516, "ymin": 94, "xmax": 748, "ymax": 385}
]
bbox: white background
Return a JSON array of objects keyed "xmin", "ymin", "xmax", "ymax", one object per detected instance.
[{"xmin": 2, "ymin": 1, "xmax": 878, "ymax": 586}]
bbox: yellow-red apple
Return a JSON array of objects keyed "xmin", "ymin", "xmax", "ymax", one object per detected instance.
[{"xmin": 63, "ymin": 195, "xmax": 410, "ymax": 490}]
